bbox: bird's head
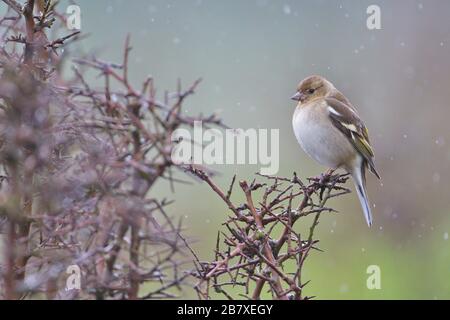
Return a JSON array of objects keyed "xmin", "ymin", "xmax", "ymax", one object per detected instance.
[{"xmin": 291, "ymin": 75, "xmax": 334, "ymax": 104}]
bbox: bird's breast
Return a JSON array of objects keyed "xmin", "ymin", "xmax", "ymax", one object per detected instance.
[{"xmin": 292, "ymin": 103, "xmax": 355, "ymax": 169}]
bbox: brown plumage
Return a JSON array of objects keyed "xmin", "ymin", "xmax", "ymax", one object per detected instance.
[{"xmin": 291, "ymin": 75, "xmax": 380, "ymax": 226}]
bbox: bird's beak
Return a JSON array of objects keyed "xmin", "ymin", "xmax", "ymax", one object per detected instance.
[{"xmin": 291, "ymin": 91, "xmax": 304, "ymax": 102}]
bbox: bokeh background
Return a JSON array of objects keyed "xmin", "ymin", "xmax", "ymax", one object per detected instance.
[{"xmin": 58, "ymin": 0, "xmax": 450, "ymax": 299}]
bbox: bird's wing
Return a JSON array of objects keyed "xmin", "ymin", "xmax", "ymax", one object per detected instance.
[
  {"xmin": 328, "ymin": 89, "xmax": 356, "ymax": 110},
  {"xmin": 325, "ymin": 97, "xmax": 381, "ymax": 179}
]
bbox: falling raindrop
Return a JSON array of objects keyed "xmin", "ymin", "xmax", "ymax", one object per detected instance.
[
  {"xmin": 283, "ymin": 4, "xmax": 291, "ymax": 15},
  {"xmin": 435, "ymin": 137, "xmax": 445, "ymax": 147}
]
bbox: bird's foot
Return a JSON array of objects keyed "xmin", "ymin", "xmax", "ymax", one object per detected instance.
[
  {"xmin": 319, "ymin": 168, "xmax": 335, "ymax": 184},
  {"xmin": 318, "ymin": 169, "xmax": 336, "ymax": 200}
]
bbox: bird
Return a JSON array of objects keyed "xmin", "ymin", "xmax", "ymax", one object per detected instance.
[{"xmin": 291, "ymin": 75, "xmax": 380, "ymax": 226}]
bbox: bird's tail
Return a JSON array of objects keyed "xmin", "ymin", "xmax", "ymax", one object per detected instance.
[{"xmin": 351, "ymin": 160, "xmax": 373, "ymax": 227}]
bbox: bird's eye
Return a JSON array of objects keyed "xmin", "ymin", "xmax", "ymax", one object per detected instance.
[{"xmin": 308, "ymin": 88, "xmax": 315, "ymax": 94}]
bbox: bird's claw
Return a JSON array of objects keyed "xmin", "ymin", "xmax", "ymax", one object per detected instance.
[{"xmin": 318, "ymin": 169, "xmax": 335, "ymax": 200}]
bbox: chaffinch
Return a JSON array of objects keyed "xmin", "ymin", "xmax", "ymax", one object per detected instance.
[{"xmin": 291, "ymin": 75, "xmax": 380, "ymax": 226}]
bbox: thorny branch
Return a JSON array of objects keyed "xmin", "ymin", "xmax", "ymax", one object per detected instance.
[
  {"xmin": 0, "ymin": 1, "xmax": 352, "ymax": 300},
  {"xmin": 188, "ymin": 167, "xmax": 350, "ymax": 300},
  {"xmin": 0, "ymin": 1, "xmax": 223, "ymax": 299}
]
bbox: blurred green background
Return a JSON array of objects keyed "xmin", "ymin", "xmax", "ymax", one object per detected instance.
[{"xmin": 60, "ymin": 0, "xmax": 450, "ymax": 299}]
